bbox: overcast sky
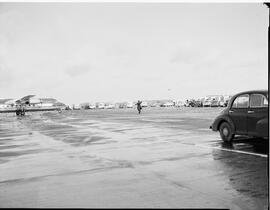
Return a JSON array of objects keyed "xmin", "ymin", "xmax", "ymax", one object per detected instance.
[{"xmin": 0, "ymin": 3, "xmax": 268, "ymax": 105}]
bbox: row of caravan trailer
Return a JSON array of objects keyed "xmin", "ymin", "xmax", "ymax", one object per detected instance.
[
  {"xmin": 201, "ymin": 95, "xmax": 232, "ymax": 107},
  {"xmin": 73, "ymin": 102, "xmax": 136, "ymax": 110},
  {"xmin": 71, "ymin": 95, "xmax": 233, "ymax": 110},
  {"xmin": 74, "ymin": 101, "xmax": 150, "ymax": 110}
]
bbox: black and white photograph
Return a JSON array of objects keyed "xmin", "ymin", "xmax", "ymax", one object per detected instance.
[{"xmin": 0, "ymin": 1, "xmax": 268, "ymax": 209}]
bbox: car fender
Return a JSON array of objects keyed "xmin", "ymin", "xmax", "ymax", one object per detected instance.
[
  {"xmin": 212, "ymin": 115, "xmax": 235, "ymax": 133},
  {"xmin": 256, "ymin": 118, "xmax": 269, "ymax": 137}
]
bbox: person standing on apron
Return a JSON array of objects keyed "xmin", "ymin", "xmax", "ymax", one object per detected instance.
[{"xmin": 136, "ymin": 100, "xmax": 142, "ymax": 114}]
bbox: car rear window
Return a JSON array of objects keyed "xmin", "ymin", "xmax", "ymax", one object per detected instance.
[{"xmin": 250, "ymin": 94, "xmax": 268, "ymax": 108}]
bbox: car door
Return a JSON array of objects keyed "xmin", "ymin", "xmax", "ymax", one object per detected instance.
[
  {"xmin": 247, "ymin": 93, "xmax": 268, "ymax": 137},
  {"xmin": 229, "ymin": 94, "xmax": 249, "ymax": 134}
]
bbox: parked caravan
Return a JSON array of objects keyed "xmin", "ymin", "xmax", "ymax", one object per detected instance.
[
  {"xmin": 141, "ymin": 101, "xmax": 148, "ymax": 107},
  {"xmin": 104, "ymin": 103, "xmax": 115, "ymax": 109},
  {"xmin": 203, "ymin": 97, "xmax": 212, "ymax": 107},
  {"xmin": 73, "ymin": 104, "xmax": 81, "ymax": 110},
  {"xmin": 174, "ymin": 100, "xmax": 184, "ymax": 107},
  {"xmin": 89, "ymin": 103, "xmax": 96, "ymax": 109},
  {"xmin": 126, "ymin": 102, "xmax": 134, "ymax": 108},
  {"xmin": 160, "ymin": 101, "xmax": 174, "ymax": 107},
  {"xmin": 96, "ymin": 102, "xmax": 105, "ymax": 109},
  {"xmin": 203, "ymin": 95, "xmax": 222, "ymax": 107}
]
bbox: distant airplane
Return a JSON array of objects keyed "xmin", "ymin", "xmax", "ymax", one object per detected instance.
[{"xmin": 0, "ymin": 95, "xmax": 64, "ymax": 114}]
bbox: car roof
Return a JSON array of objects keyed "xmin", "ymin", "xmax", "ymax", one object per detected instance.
[
  {"xmin": 233, "ymin": 89, "xmax": 268, "ymax": 96},
  {"xmin": 227, "ymin": 89, "xmax": 268, "ymax": 107}
]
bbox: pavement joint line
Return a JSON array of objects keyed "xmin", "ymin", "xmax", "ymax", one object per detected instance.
[{"xmin": 195, "ymin": 144, "xmax": 268, "ymax": 158}]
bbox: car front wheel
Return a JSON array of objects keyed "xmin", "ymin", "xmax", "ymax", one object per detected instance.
[{"xmin": 219, "ymin": 122, "xmax": 234, "ymax": 142}]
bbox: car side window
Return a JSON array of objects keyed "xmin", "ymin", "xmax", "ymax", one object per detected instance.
[
  {"xmin": 250, "ymin": 94, "xmax": 268, "ymax": 108},
  {"xmin": 232, "ymin": 94, "xmax": 249, "ymax": 108}
]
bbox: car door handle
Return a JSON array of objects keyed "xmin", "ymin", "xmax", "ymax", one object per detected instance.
[
  {"xmin": 248, "ymin": 110, "xmax": 254, "ymax": 114},
  {"xmin": 229, "ymin": 110, "xmax": 234, "ymax": 113}
]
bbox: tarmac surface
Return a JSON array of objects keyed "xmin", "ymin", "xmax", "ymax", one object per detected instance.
[{"xmin": 0, "ymin": 107, "xmax": 268, "ymax": 209}]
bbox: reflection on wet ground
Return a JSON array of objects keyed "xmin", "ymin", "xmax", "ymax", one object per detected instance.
[
  {"xmin": 200, "ymin": 136, "xmax": 268, "ymax": 156},
  {"xmin": 212, "ymin": 149, "xmax": 267, "ymax": 200},
  {"xmin": 0, "ymin": 107, "xmax": 268, "ymax": 209},
  {"xmin": 221, "ymin": 138, "xmax": 268, "ymax": 154}
]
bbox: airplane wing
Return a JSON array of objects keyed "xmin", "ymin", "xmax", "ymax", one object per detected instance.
[{"xmin": 0, "ymin": 107, "xmax": 60, "ymax": 113}]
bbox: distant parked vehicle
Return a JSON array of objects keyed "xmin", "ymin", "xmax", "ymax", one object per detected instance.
[
  {"xmin": 104, "ymin": 103, "xmax": 115, "ymax": 109},
  {"xmin": 89, "ymin": 103, "xmax": 96, "ymax": 109},
  {"xmin": 219, "ymin": 100, "xmax": 226, "ymax": 107},
  {"xmin": 160, "ymin": 101, "xmax": 174, "ymax": 107},
  {"xmin": 174, "ymin": 101, "xmax": 184, "ymax": 107},
  {"xmin": 210, "ymin": 98, "xmax": 219, "ymax": 107},
  {"xmin": 223, "ymin": 95, "xmax": 232, "ymax": 107},
  {"xmin": 126, "ymin": 102, "xmax": 134, "ymax": 108},
  {"xmin": 65, "ymin": 106, "xmax": 72, "ymax": 110},
  {"xmin": 184, "ymin": 100, "xmax": 190, "ymax": 107},
  {"xmin": 96, "ymin": 103, "xmax": 105, "ymax": 109},
  {"xmin": 80, "ymin": 103, "xmax": 90, "ymax": 109},
  {"xmin": 203, "ymin": 97, "xmax": 212, "ymax": 107},
  {"xmin": 150, "ymin": 103, "xmax": 159, "ymax": 107},
  {"xmin": 203, "ymin": 95, "xmax": 223, "ymax": 107},
  {"xmin": 186, "ymin": 99, "xmax": 202, "ymax": 107},
  {"xmin": 141, "ymin": 101, "xmax": 148, "ymax": 107},
  {"xmin": 72, "ymin": 104, "xmax": 81, "ymax": 110},
  {"xmin": 194, "ymin": 100, "xmax": 203, "ymax": 107},
  {"xmin": 118, "ymin": 103, "xmax": 126, "ymax": 109},
  {"xmin": 216, "ymin": 95, "xmax": 225, "ymax": 107},
  {"xmin": 210, "ymin": 90, "xmax": 268, "ymax": 142}
]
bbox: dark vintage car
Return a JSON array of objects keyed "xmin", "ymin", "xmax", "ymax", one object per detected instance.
[{"xmin": 210, "ymin": 90, "xmax": 268, "ymax": 142}]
